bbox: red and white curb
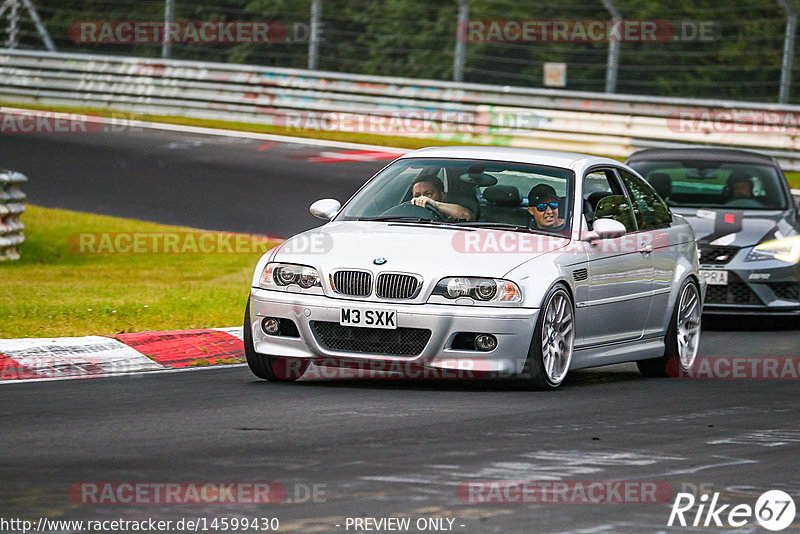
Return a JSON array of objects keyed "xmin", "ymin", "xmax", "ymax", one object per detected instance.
[{"xmin": 0, "ymin": 327, "xmax": 244, "ymax": 383}]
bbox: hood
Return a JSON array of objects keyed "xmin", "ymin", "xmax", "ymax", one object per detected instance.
[
  {"xmin": 273, "ymin": 221, "xmax": 569, "ymax": 280},
  {"xmin": 672, "ymin": 207, "xmax": 798, "ymax": 248}
]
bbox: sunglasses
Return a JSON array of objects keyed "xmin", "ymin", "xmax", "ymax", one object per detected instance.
[{"xmin": 534, "ymin": 202, "xmax": 559, "ymax": 212}]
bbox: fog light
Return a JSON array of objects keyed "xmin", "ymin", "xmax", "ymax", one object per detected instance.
[
  {"xmin": 261, "ymin": 317, "xmax": 281, "ymax": 335},
  {"xmin": 475, "ymin": 334, "xmax": 497, "ymax": 352}
]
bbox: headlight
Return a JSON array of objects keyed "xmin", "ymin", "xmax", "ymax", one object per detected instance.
[
  {"xmin": 260, "ymin": 263, "xmax": 321, "ymax": 289},
  {"xmin": 431, "ymin": 277, "xmax": 522, "ymax": 302},
  {"xmin": 745, "ymin": 236, "xmax": 800, "ymax": 263}
]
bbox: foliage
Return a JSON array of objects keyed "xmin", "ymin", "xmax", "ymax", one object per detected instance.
[{"xmin": 15, "ymin": 1, "xmax": 800, "ymax": 102}]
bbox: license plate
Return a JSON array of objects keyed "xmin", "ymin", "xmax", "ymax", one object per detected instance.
[
  {"xmin": 340, "ymin": 308, "xmax": 397, "ymax": 329},
  {"xmin": 700, "ymin": 270, "xmax": 728, "ymax": 286}
]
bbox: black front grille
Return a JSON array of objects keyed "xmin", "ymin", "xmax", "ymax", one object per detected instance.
[
  {"xmin": 699, "ymin": 245, "xmax": 740, "ymax": 265},
  {"xmin": 767, "ymin": 283, "xmax": 800, "ymax": 301},
  {"xmin": 705, "ymin": 272, "xmax": 762, "ymax": 305},
  {"xmin": 311, "ymin": 321, "xmax": 431, "ymax": 356},
  {"xmin": 332, "ymin": 270, "xmax": 372, "ymax": 296},
  {"xmin": 376, "ymin": 273, "xmax": 419, "ymax": 299}
]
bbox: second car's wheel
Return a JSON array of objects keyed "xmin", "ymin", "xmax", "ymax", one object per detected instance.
[
  {"xmin": 519, "ymin": 284, "xmax": 575, "ymax": 390},
  {"xmin": 243, "ymin": 301, "xmax": 309, "ymax": 381},
  {"xmin": 637, "ymin": 278, "xmax": 702, "ymax": 378}
]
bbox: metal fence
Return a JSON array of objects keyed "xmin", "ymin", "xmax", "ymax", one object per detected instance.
[
  {"xmin": 1, "ymin": 0, "xmax": 799, "ymax": 104},
  {"xmin": 2, "ymin": 49, "xmax": 800, "ymax": 169},
  {"xmin": 0, "ymin": 169, "xmax": 26, "ymax": 261}
]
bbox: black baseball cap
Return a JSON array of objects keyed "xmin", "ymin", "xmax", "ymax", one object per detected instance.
[{"xmin": 528, "ymin": 184, "xmax": 558, "ymax": 205}]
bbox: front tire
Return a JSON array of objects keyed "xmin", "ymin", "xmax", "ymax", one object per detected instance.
[
  {"xmin": 637, "ymin": 279, "xmax": 702, "ymax": 377},
  {"xmin": 519, "ymin": 285, "xmax": 575, "ymax": 390},
  {"xmin": 243, "ymin": 301, "xmax": 309, "ymax": 381}
]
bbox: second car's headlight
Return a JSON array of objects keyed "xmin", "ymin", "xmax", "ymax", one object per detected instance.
[
  {"xmin": 431, "ymin": 277, "xmax": 522, "ymax": 302},
  {"xmin": 746, "ymin": 235, "xmax": 800, "ymax": 263},
  {"xmin": 260, "ymin": 263, "xmax": 321, "ymax": 290}
]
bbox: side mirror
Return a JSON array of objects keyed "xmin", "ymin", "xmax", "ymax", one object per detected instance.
[
  {"xmin": 583, "ymin": 218, "xmax": 627, "ymax": 242},
  {"xmin": 309, "ymin": 198, "xmax": 341, "ymax": 221}
]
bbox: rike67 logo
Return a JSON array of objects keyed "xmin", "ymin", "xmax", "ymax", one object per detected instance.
[{"xmin": 668, "ymin": 490, "xmax": 796, "ymax": 531}]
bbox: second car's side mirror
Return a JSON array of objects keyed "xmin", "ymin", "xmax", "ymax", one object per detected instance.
[
  {"xmin": 583, "ymin": 218, "xmax": 627, "ymax": 242},
  {"xmin": 309, "ymin": 198, "xmax": 341, "ymax": 220}
]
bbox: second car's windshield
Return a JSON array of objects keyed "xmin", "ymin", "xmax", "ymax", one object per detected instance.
[
  {"xmin": 627, "ymin": 160, "xmax": 788, "ymax": 210},
  {"xmin": 338, "ymin": 158, "xmax": 574, "ymax": 235}
]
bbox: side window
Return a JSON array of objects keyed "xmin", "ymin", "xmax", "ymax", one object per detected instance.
[
  {"xmin": 618, "ymin": 170, "xmax": 672, "ymax": 230},
  {"xmin": 582, "ymin": 169, "xmax": 637, "ymax": 232}
]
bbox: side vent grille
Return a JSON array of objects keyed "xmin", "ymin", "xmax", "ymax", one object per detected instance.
[{"xmin": 573, "ymin": 268, "xmax": 588, "ymax": 282}]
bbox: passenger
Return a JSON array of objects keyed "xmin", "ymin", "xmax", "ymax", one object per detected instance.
[
  {"xmin": 527, "ymin": 184, "xmax": 565, "ymax": 230},
  {"xmin": 409, "ymin": 175, "xmax": 475, "ymax": 221}
]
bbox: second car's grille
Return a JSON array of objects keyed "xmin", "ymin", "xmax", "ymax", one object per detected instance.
[
  {"xmin": 376, "ymin": 273, "xmax": 419, "ymax": 299},
  {"xmin": 331, "ymin": 270, "xmax": 372, "ymax": 296},
  {"xmin": 311, "ymin": 322, "xmax": 431, "ymax": 356},
  {"xmin": 767, "ymin": 283, "xmax": 800, "ymax": 301},
  {"xmin": 705, "ymin": 272, "xmax": 762, "ymax": 306},
  {"xmin": 699, "ymin": 245, "xmax": 740, "ymax": 265}
]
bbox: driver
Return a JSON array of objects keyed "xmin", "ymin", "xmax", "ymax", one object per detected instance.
[
  {"xmin": 527, "ymin": 184, "xmax": 565, "ymax": 230},
  {"xmin": 409, "ymin": 175, "xmax": 475, "ymax": 221},
  {"xmin": 727, "ymin": 172, "xmax": 754, "ymax": 199}
]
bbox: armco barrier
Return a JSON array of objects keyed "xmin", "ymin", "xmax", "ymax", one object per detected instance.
[
  {"xmin": 1, "ymin": 49, "xmax": 800, "ymax": 168},
  {"xmin": 0, "ymin": 169, "xmax": 26, "ymax": 261}
]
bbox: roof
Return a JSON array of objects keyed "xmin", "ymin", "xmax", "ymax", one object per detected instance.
[
  {"xmin": 399, "ymin": 146, "xmax": 620, "ymax": 170},
  {"xmin": 626, "ymin": 147, "xmax": 777, "ymax": 165}
]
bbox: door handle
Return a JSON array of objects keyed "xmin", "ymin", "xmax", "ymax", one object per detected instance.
[{"xmin": 640, "ymin": 244, "xmax": 653, "ymax": 255}]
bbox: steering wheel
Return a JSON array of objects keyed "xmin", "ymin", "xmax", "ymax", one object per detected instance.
[
  {"xmin": 419, "ymin": 201, "xmax": 446, "ymax": 220},
  {"xmin": 379, "ymin": 201, "xmax": 446, "ymax": 221}
]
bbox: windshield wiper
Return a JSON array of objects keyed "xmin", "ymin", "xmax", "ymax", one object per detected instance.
[
  {"xmin": 448, "ymin": 221, "xmax": 534, "ymax": 232},
  {"xmin": 357, "ymin": 216, "xmax": 437, "ymax": 223}
]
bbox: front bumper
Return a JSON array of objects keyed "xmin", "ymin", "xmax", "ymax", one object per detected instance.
[
  {"xmin": 248, "ymin": 288, "xmax": 538, "ymax": 374},
  {"xmin": 700, "ymin": 252, "xmax": 800, "ymax": 315}
]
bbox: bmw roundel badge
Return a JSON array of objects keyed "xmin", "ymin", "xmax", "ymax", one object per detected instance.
[{"xmin": 373, "ymin": 258, "xmax": 387, "ymax": 265}]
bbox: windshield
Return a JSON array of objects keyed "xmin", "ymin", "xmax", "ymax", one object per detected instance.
[
  {"xmin": 337, "ymin": 158, "xmax": 574, "ymax": 235},
  {"xmin": 627, "ymin": 160, "xmax": 788, "ymax": 210}
]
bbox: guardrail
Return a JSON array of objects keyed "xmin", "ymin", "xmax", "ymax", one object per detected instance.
[
  {"xmin": 0, "ymin": 169, "xmax": 27, "ymax": 261},
  {"xmin": 1, "ymin": 49, "xmax": 800, "ymax": 169}
]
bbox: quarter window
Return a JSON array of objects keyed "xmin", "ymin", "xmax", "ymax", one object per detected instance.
[{"xmin": 618, "ymin": 170, "xmax": 672, "ymax": 230}]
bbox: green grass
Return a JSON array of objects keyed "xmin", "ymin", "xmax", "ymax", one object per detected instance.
[
  {"xmin": 784, "ymin": 171, "xmax": 800, "ymax": 190},
  {"xmin": 0, "ymin": 205, "xmax": 279, "ymax": 338}
]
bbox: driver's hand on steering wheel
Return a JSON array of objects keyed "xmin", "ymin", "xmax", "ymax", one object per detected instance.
[{"xmin": 411, "ymin": 195, "xmax": 437, "ymax": 209}]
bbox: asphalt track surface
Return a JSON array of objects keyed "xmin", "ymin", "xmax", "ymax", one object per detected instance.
[
  {"xmin": 2, "ymin": 126, "xmax": 800, "ymax": 533},
  {"xmin": 0, "ymin": 127, "xmax": 391, "ymax": 237}
]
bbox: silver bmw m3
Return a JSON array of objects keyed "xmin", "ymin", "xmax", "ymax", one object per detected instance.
[{"xmin": 245, "ymin": 147, "xmax": 705, "ymax": 389}]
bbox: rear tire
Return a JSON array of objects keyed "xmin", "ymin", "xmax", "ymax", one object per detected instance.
[
  {"xmin": 243, "ymin": 301, "xmax": 309, "ymax": 381},
  {"xmin": 637, "ymin": 279, "xmax": 702, "ymax": 378},
  {"xmin": 518, "ymin": 284, "xmax": 575, "ymax": 390}
]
